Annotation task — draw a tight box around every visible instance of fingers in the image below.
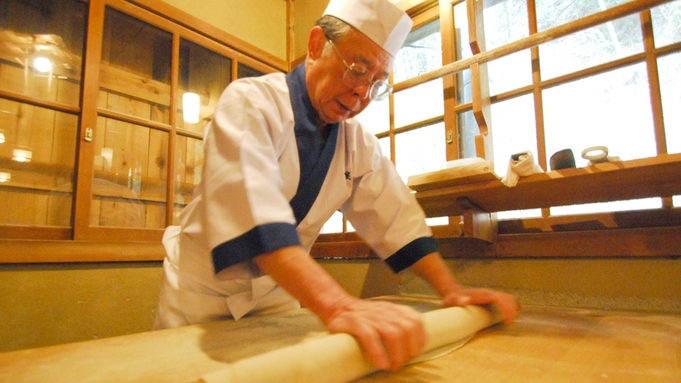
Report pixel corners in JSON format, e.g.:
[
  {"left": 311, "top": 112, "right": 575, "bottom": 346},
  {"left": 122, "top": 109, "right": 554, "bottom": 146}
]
[
  {"left": 325, "top": 300, "right": 426, "bottom": 371},
  {"left": 443, "top": 288, "right": 520, "bottom": 324},
  {"left": 380, "top": 304, "right": 426, "bottom": 370}
]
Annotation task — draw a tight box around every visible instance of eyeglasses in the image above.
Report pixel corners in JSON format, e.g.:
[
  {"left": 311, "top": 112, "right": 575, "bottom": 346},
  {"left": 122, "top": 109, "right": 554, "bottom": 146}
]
[{"left": 326, "top": 38, "right": 393, "bottom": 101}]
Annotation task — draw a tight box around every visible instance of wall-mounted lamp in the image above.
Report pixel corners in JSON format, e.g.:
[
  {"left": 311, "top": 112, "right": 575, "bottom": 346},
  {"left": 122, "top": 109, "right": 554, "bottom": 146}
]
[
  {"left": 0, "top": 172, "right": 10, "bottom": 182},
  {"left": 101, "top": 147, "right": 113, "bottom": 171},
  {"left": 12, "top": 147, "right": 33, "bottom": 163},
  {"left": 0, "top": 130, "right": 5, "bottom": 144},
  {"left": 182, "top": 92, "right": 200, "bottom": 124},
  {"left": 33, "top": 56, "right": 53, "bottom": 73}
]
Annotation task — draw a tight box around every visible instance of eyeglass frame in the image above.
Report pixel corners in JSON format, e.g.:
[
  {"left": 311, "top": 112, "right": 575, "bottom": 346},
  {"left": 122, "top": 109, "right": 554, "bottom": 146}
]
[{"left": 325, "top": 37, "right": 393, "bottom": 101}]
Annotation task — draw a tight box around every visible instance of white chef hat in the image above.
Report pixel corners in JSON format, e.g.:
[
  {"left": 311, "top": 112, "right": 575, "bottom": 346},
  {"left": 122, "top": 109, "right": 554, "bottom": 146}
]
[{"left": 323, "top": 0, "right": 413, "bottom": 58}]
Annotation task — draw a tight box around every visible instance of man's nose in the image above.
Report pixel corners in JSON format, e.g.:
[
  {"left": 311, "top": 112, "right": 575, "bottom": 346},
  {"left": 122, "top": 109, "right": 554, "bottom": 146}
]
[{"left": 352, "top": 82, "right": 372, "bottom": 100}]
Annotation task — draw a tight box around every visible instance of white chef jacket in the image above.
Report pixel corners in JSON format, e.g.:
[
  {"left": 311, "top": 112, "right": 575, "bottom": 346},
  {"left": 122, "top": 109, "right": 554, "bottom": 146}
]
[{"left": 154, "top": 64, "right": 437, "bottom": 329}]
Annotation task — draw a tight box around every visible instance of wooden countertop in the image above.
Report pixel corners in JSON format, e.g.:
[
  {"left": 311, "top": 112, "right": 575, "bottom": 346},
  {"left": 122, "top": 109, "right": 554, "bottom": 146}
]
[{"left": 1, "top": 299, "right": 679, "bottom": 382}]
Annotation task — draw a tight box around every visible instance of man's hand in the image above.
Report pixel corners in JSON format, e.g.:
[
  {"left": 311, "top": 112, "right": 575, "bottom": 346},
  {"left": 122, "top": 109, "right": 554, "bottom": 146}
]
[
  {"left": 323, "top": 298, "right": 427, "bottom": 371},
  {"left": 409, "top": 252, "right": 520, "bottom": 324},
  {"left": 254, "top": 247, "right": 427, "bottom": 371},
  {"left": 442, "top": 287, "right": 519, "bottom": 324}
]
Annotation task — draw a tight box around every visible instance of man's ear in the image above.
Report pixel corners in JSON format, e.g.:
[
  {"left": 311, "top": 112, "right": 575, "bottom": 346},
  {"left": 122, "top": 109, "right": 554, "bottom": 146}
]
[{"left": 308, "top": 26, "right": 327, "bottom": 61}]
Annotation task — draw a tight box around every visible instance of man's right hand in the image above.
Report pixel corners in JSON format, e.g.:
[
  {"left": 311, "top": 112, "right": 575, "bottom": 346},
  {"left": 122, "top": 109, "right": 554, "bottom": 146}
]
[{"left": 323, "top": 297, "right": 427, "bottom": 371}]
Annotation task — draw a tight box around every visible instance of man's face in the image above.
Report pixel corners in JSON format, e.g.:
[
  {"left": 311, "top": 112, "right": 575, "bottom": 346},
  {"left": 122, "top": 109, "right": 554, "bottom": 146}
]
[{"left": 306, "top": 27, "right": 394, "bottom": 125}]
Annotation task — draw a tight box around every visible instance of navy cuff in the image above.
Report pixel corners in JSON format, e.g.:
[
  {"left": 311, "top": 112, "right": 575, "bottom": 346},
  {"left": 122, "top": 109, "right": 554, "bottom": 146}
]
[
  {"left": 212, "top": 222, "right": 301, "bottom": 274},
  {"left": 384, "top": 237, "right": 439, "bottom": 273}
]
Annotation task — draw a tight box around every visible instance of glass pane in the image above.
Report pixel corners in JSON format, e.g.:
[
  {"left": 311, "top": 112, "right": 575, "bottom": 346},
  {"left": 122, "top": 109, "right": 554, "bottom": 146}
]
[
  {"left": 488, "top": 50, "right": 533, "bottom": 96},
  {"left": 355, "top": 97, "right": 389, "bottom": 135},
  {"left": 457, "top": 110, "right": 478, "bottom": 159},
  {"left": 483, "top": 0, "right": 532, "bottom": 95},
  {"left": 394, "top": 19, "right": 441, "bottom": 83},
  {"left": 0, "top": 0, "right": 86, "bottom": 107},
  {"left": 543, "top": 63, "right": 656, "bottom": 168},
  {"left": 454, "top": 1, "right": 473, "bottom": 104},
  {"left": 489, "top": 94, "right": 541, "bottom": 220},
  {"left": 536, "top": 0, "right": 632, "bottom": 31},
  {"left": 652, "top": 1, "right": 681, "bottom": 48},
  {"left": 320, "top": 210, "right": 343, "bottom": 234},
  {"left": 99, "top": 8, "right": 172, "bottom": 124},
  {"left": 178, "top": 39, "right": 232, "bottom": 134},
  {"left": 484, "top": 0, "right": 530, "bottom": 50},
  {"left": 659, "top": 53, "right": 681, "bottom": 154},
  {"left": 173, "top": 134, "right": 204, "bottom": 225},
  {"left": 237, "top": 63, "right": 264, "bottom": 79},
  {"left": 378, "top": 136, "right": 391, "bottom": 161},
  {"left": 539, "top": 14, "right": 643, "bottom": 80},
  {"left": 498, "top": 208, "right": 542, "bottom": 219},
  {"left": 0, "top": 99, "right": 77, "bottom": 226},
  {"left": 490, "top": 95, "right": 538, "bottom": 176},
  {"left": 425, "top": 217, "right": 449, "bottom": 226},
  {"left": 393, "top": 80, "right": 444, "bottom": 127},
  {"left": 457, "top": 68, "right": 473, "bottom": 105},
  {"left": 394, "top": 19, "right": 443, "bottom": 128},
  {"left": 91, "top": 117, "right": 168, "bottom": 229},
  {"left": 551, "top": 197, "right": 661, "bottom": 215},
  {"left": 395, "top": 122, "right": 446, "bottom": 183}
]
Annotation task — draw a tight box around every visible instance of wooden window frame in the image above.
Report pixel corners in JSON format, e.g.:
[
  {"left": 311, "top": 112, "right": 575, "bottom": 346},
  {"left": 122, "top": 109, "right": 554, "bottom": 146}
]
[
  {"left": 0, "top": 0, "right": 285, "bottom": 262},
  {"left": 311, "top": 0, "right": 681, "bottom": 260}
]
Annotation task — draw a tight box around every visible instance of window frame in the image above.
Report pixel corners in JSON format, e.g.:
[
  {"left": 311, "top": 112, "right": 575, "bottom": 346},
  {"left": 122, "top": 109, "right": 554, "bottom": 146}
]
[
  {"left": 312, "top": 0, "right": 681, "bottom": 259},
  {"left": 0, "top": 0, "right": 285, "bottom": 261}
]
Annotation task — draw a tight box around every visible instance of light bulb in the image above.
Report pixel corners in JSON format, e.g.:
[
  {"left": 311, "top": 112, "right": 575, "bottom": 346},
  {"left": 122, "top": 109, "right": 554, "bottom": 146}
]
[
  {"left": 33, "top": 57, "right": 52, "bottom": 73},
  {"left": 12, "top": 147, "right": 33, "bottom": 163},
  {"left": 182, "top": 92, "right": 200, "bottom": 124}
]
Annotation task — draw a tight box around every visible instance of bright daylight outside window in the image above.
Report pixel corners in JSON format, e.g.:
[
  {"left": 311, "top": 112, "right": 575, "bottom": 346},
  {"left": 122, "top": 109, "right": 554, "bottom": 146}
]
[
  {"left": 321, "top": 0, "right": 681, "bottom": 233},
  {"left": 482, "top": 0, "right": 681, "bottom": 218}
]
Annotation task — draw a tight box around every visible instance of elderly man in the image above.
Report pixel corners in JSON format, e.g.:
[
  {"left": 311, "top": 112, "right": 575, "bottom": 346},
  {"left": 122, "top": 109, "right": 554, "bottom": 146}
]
[{"left": 154, "top": 0, "right": 518, "bottom": 371}]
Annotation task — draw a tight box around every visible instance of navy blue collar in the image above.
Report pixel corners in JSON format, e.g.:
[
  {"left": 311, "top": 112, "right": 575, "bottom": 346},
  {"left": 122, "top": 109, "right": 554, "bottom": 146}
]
[{"left": 286, "top": 64, "right": 339, "bottom": 224}]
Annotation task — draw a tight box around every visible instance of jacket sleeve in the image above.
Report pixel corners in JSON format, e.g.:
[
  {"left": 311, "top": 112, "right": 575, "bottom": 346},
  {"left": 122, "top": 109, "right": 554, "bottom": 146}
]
[
  {"left": 198, "top": 76, "right": 302, "bottom": 273},
  {"left": 340, "top": 124, "right": 438, "bottom": 273}
]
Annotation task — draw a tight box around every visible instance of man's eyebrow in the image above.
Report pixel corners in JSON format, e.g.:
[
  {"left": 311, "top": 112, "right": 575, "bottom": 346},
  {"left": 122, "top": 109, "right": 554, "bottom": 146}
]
[{"left": 354, "top": 55, "right": 391, "bottom": 79}]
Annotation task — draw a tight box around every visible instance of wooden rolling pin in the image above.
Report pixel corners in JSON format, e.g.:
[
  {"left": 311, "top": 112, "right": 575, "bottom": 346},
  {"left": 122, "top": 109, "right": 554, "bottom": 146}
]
[{"left": 199, "top": 305, "right": 502, "bottom": 383}]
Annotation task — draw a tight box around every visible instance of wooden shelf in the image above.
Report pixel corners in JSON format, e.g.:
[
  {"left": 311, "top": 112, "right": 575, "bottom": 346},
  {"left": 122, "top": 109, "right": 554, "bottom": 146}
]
[{"left": 410, "top": 153, "right": 681, "bottom": 218}]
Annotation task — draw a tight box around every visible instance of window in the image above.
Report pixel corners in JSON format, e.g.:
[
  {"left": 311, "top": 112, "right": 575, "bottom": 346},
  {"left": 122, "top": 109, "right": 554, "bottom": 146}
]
[
  {"left": 0, "top": 0, "right": 86, "bottom": 237},
  {"left": 324, "top": 0, "right": 681, "bottom": 237},
  {"left": 446, "top": 0, "right": 681, "bottom": 219},
  {"left": 0, "top": 0, "right": 281, "bottom": 243}
]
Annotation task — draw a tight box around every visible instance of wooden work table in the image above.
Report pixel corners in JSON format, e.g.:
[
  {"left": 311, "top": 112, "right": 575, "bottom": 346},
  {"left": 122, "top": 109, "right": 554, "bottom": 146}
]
[{"left": 1, "top": 297, "right": 679, "bottom": 382}]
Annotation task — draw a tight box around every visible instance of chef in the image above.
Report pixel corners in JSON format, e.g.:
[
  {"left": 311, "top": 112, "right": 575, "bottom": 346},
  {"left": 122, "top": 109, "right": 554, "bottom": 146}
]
[{"left": 154, "top": 0, "right": 518, "bottom": 371}]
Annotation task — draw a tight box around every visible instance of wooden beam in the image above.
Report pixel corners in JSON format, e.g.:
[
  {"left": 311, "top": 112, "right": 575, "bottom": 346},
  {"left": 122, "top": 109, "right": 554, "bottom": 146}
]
[
  {"left": 0, "top": 240, "right": 164, "bottom": 263},
  {"left": 459, "top": 197, "right": 497, "bottom": 242}
]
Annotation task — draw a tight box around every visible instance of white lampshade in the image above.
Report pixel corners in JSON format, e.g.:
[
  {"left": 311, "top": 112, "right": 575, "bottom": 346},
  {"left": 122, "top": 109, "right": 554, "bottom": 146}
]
[
  {"left": 0, "top": 130, "right": 5, "bottom": 144},
  {"left": 182, "top": 92, "right": 200, "bottom": 124},
  {"left": 33, "top": 57, "right": 53, "bottom": 73},
  {"left": 0, "top": 172, "right": 10, "bottom": 182},
  {"left": 101, "top": 147, "right": 113, "bottom": 170},
  {"left": 12, "top": 147, "right": 33, "bottom": 163}
]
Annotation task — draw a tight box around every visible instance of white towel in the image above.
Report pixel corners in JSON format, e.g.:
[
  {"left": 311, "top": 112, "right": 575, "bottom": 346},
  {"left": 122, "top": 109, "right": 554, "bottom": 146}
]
[{"left": 501, "top": 151, "right": 544, "bottom": 187}]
